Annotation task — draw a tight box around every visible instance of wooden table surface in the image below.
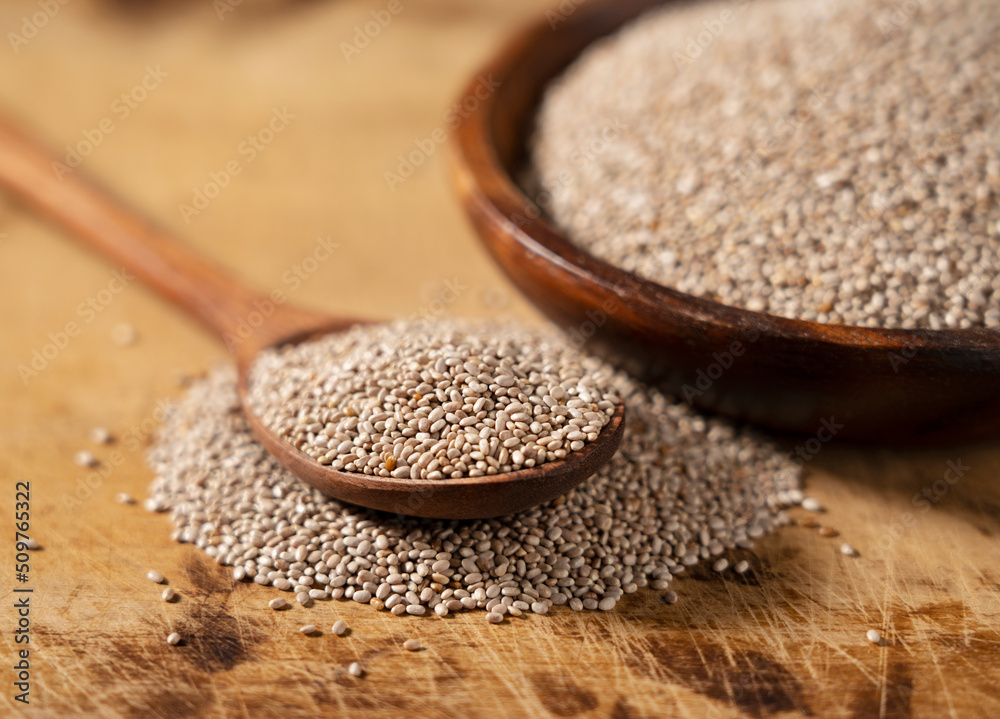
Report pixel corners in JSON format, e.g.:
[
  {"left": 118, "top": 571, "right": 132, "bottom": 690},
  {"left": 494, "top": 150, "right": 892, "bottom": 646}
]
[{"left": 1, "top": 1, "right": 998, "bottom": 717}]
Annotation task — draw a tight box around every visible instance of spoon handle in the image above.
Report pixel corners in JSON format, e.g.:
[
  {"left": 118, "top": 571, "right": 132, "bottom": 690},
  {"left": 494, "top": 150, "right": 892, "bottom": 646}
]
[{"left": 0, "top": 114, "right": 331, "bottom": 360}]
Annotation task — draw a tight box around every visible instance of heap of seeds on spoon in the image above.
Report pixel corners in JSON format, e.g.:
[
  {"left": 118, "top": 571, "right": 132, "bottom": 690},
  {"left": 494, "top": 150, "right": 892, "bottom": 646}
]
[
  {"left": 246, "top": 320, "right": 618, "bottom": 478},
  {"left": 147, "top": 318, "right": 802, "bottom": 620},
  {"left": 530, "top": 0, "right": 1000, "bottom": 329}
]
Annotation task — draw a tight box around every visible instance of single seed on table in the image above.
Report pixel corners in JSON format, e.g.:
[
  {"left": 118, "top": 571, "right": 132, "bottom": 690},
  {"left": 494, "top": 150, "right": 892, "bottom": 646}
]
[
  {"left": 115, "top": 493, "right": 135, "bottom": 505},
  {"left": 332, "top": 620, "right": 347, "bottom": 636},
  {"left": 801, "top": 497, "right": 824, "bottom": 513},
  {"left": 840, "top": 543, "right": 859, "bottom": 557},
  {"left": 166, "top": 633, "right": 181, "bottom": 646},
  {"left": 348, "top": 662, "right": 364, "bottom": 678},
  {"left": 111, "top": 323, "right": 138, "bottom": 346},
  {"left": 819, "top": 526, "right": 839, "bottom": 538},
  {"left": 485, "top": 612, "right": 503, "bottom": 624},
  {"left": 734, "top": 560, "right": 750, "bottom": 574},
  {"left": 299, "top": 625, "right": 317, "bottom": 635},
  {"left": 712, "top": 558, "right": 729, "bottom": 573},
  {"left": 403, "top": 639, "right": 421, "bottom": 651},
  {"left": 146, "top": 570, "right": 165, "bottom": 584},
  {"left": 662, "top": 591, "right": 679, "bottom": 605},
  {"left": 269, "top": 598, "right": 286, "bottom": 610},
  {"left": 867, "top": 629, "right": 882, "bottom": 645},
  {"left": 74, "top": 450, "right": 99, "bottom": 468},
  {"left": 232, "top": 567, "right": 246, "bottom": 581},
  {"left": 296, "top": 592, "right": 310, "bottom": 605},
  {"left": 89, "top": 427, "right": 113, "bottom": 445},
  {"left": 24, "top": 538, "right": 39, "bottom": 550},
  {"left": 161, "top": 587, "right": 176, "bottom": 602}
]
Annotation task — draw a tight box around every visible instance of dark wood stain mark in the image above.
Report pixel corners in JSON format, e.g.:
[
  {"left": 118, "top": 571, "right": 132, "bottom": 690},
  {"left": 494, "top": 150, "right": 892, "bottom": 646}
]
[
  {"left": 178, "top": 553, "right": 267, "bottom": 673},
  {"left": 340, "top": 693, "right": 413, "bottom": 711},
  {"left": 629, "top": 635, "right": 811, "bottom": 717},
  {"left": 849, "top": 662, "right": 913, "bottom": 719},
  {"left": 184, "top": 552, "right": 232, "bottom": 596},
  {"left": 680, "top": 550, "right": 762, "bottom": 587},
  {"left": 122, "top": 687, "right": 211, "bottom": 719},
  {"left": 35, "top": 622, "right": 218, "bottom": 718},
  {"left": 529, "top": 672, "right": 599, "bottom": 716},
  {"left": 610, "top": 697, "right": 647, "bottom": 719}
]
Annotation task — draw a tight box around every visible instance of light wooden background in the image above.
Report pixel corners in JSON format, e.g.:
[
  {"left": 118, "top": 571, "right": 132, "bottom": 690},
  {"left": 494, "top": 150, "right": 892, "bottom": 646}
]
[{"left": 1, "top": 1, "right": 998, "bottom": 717}]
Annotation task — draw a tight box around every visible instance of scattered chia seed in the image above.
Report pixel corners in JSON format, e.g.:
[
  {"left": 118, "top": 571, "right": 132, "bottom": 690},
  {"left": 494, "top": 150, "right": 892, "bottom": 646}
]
[{"left": 801, "top": 498, "right": 824, "bottom": 513}]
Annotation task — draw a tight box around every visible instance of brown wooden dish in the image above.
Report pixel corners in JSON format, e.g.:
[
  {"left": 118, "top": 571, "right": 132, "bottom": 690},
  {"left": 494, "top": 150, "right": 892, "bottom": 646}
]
[{"left": 449, "top": 0, "right": 1000, "bottom": 444}]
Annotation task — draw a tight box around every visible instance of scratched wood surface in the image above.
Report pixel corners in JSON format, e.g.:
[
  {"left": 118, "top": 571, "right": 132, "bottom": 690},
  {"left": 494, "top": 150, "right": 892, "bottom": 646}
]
[{"left": 1, "top": 1, "right": 999, "bottom": 717}]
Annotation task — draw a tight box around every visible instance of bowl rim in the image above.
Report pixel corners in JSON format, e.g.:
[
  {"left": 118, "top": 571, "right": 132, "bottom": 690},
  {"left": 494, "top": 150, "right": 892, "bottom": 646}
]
[{"left": 450, "top": 0, "right": 1000, "bottom": 355}]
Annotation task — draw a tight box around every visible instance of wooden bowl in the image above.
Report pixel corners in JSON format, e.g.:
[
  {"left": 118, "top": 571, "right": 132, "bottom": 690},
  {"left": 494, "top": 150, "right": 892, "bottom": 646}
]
[{"left": 449, "top": 0, "right": 1000, "bottom": 444}]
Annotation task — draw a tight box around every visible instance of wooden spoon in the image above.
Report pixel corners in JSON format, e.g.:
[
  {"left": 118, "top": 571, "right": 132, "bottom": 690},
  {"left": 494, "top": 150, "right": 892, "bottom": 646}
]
[{"left": 0, "top": 116, "right": 625, "bottom": 519}]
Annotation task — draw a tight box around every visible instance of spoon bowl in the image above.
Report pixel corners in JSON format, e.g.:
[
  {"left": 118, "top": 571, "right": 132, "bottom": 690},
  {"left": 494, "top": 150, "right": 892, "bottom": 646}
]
[
  {"left": 0, "top": 115, "right": 625, "bottom": 519},
  {"left": 449, "top": 0, "right": 1000, "bottom": 444}
]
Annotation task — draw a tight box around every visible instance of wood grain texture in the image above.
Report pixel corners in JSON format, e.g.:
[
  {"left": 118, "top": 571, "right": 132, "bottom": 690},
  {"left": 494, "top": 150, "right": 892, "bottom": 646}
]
[{"left": 1, "top": 1, "right": 998, "bottom": 717}]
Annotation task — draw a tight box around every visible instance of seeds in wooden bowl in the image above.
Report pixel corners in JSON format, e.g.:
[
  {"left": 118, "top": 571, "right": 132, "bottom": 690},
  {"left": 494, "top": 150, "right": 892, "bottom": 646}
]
[
  {"left": 148, "top": 348, "right": 801, "bottom": 617},
  {"left": 530, "top": 0, "right": 1000, "bottom": 329},
  {"left": 246, "top": 319, "right": 618, "bottom": 479}
]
